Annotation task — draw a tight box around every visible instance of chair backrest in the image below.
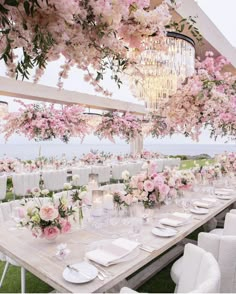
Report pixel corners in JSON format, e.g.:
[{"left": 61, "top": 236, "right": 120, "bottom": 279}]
[
  {"left": 71, "top": 167, "right": 91, "bottom": 186},
  {"left": 42, "top": 170, "right": 67, "bottom": 191},
  {"left": 223, "top": 213, "right": 236, "bottom": 236},
  {"left": 91, "top": 166, "right": 111, "bottom": 183},
  {"left": 198, "top": 232, "right": 236, "bottom": 293},
  {"left": 0, "top": 175, "right": 7, "bottom": 200},
  {"left": 12, "top": 172, "right": 40, "bottom": 196},
  {"left": 177, "top": 243, "right": 220, "bottom": 293}
]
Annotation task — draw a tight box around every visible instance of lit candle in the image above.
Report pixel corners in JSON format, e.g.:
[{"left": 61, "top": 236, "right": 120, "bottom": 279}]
[
  {"left": 91, "top": 190, "right": 103, "bottom": 216},
  {"left": 103, "top": 192, "right": 113, "bottom": 210}
]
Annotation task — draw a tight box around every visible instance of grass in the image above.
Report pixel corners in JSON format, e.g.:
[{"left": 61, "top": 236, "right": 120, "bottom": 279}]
[
  {"left": 180, "top": 159, "right": 215, "bottom": 170},
  {"left": 0, "top": 160, "right": 210, "bottom": 293}
]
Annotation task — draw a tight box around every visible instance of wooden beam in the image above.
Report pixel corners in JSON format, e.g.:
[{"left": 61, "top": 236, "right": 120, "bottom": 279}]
[{"left": 0, "top": 76, "right": 147, "bottom": 115}]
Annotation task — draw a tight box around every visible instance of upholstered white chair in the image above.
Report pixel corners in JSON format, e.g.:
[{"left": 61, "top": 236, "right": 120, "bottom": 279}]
[
  {"left": 12, "top": 172, "right": 40, "bottom": 197},
  {"left": 210, "top": 211, "right": 236, "bottom": 236},
  {"left": 111, "top": 164, "right": 128, "bottom": 181},
  {"left": 121, "top": 244, "right": 220, "bottom": 294},
  {"left": 71, "top": 166, "right": 91, "bottom": 186},
  {"left": 171, "top": 232, "right": 236, "bottom": 293},
  {"left": 42, "top": 169, "right": 67, "bottom": 191},
  {"left": 0, "top": 201, "right": 25, "bottom": 293},
  {"left": 0, "top": 176, "right": 7, "bottom": 201}
]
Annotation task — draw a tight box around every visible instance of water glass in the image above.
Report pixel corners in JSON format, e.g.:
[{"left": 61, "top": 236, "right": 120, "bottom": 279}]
[{"left": 131, "top": 217, "right": 142, "bottom": 241}]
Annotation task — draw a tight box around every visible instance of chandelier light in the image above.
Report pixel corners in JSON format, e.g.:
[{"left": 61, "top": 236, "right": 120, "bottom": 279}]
[
  {"left": 128, "top": 32, "right": 195, "bottom": 110},
  {"left": 0, "top": 101, "right": 8, "bottom": 118}
]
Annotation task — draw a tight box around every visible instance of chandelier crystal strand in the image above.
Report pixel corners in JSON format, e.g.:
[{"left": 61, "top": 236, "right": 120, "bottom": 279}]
[{"left": 128, "top": 32, "right": 195, "bottom": 110}]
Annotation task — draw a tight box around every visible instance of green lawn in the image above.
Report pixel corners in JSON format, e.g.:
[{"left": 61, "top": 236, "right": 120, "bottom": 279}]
[{"left": 180, "top": 159, "right": 215, "bottom": 170}]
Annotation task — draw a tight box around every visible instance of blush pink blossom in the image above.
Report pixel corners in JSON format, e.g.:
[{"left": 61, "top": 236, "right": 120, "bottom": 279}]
[
  {"left": 39, "top": 205, "right": 59, "bottom": 221},
  {"left": 43, "top": 226, "right": 60, "bottom": 240},
  {"left": 143, "top": 180, "right": 154, "bottom": 192},
  {"left": 60, "top": 219, "right": 71, "bottom": 234}
]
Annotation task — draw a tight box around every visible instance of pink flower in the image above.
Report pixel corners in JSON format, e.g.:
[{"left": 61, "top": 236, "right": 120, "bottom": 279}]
[
  {"left": 39, "top": 205, "right": 59, "bottom": 221},
  {"left": 137, "top": 181, "right": 144, "bottom": 190},
  {"left": 153, "top": 174, "right": 164, "bottom": 187},
  {"left": 159, "top": 184, "right": 170, "bottom": 197},
  {"left": 143, "top": 180, "right": 154, "bottom": 192},
  {"left": 60, "top": 219, "right": 71, "bottom": 234},
  {"left": 43, "top": 226, "right": 60, "bottom": 240}
]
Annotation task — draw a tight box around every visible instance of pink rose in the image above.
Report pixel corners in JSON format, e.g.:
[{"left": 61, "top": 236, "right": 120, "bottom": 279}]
[
  {"left": 60, "top": 219, "right": 71, "bottom": 234},
  {"left": 153, "top": 174, "right": 164, "bottom": 187},
  {"left": 43, "top": 226, "right": 60, "bottom": 240},
  {"left": 143, "top": 180, "right": 154, "bottom": 192},
  {"left": 137, "top": 181, "right": 144, "bottom": 190},
  {"left": 39, "top": 205, "right": 59, "bottom": 221},
  {"left": 159, "top": 184, "right": 170, "bottom": 197}
]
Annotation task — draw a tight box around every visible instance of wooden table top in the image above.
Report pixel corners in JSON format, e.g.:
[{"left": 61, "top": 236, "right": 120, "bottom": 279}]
[{"left": 0, "top": 194, "right": 235, "bottom": 293}]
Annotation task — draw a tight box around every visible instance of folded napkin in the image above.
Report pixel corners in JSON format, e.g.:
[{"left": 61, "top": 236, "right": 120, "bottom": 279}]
[
  {"left": 194, "top": 200, "right": 213, "bottom": 208},
  {"left": 160, "top": 212, "right": 192, "bottom": 227},
  {"left": 202, "top": 197, "right": 217, "bottom": 203},
  {"left": 85, "top": 238, "right": 140, "bottom": 267}
]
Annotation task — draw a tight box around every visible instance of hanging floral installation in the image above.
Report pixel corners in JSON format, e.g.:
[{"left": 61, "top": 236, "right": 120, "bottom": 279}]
[
  {"left": 94, "top": 111, "right": 142, "bottom": 143},
  {"left": 159, "top": 52, "right": 236, "bottom": 141},
  {"left": 0, "top": 0, "right": 178, "bottom": 95},
  {"left": 2, "top": 100, "right": 89, "bottom": 143}
]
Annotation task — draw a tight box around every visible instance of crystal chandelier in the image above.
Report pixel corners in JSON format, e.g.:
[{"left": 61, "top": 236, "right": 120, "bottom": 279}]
[
  {"left": 0, "top": 100, "right": 8, "bottom": 117},
  {"left": 128, "top": 32, "right": 195, "bottom": 110}
]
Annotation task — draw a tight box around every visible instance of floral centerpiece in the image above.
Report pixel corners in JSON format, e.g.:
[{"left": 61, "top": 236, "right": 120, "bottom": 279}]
[
  {"left": 0, "top": 157, "right": 19, "bottom": 173},
  {"left": 129, "top": 173, "right": 171, "bottom": 208},
  {"left": 20, "top": 196, "right": 76, "bottom": 240}
]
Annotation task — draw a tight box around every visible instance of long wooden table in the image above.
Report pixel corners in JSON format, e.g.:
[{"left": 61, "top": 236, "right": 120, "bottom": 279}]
[{"left": 0, "top": 194, "right": 235, "bottom": 293}]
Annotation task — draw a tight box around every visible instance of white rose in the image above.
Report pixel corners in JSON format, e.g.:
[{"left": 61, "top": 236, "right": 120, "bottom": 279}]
[
  {"left": 122, "top": 170, "right": 130, "bottom": 181},
  {"left": 80, "top": 191, "right": 87, "bottom": 199},
  {"left": 41, "top": 189, "right": 49, "bottom": 195},
  {"left": 63, "top": 183, "right": 72, "bottom": 190}
]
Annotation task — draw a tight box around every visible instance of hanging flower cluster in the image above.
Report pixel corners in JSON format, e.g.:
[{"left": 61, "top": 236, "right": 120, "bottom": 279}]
[
  {"left": 2, "top": 100, "right": 88, "bottom": 143},
  {"left": 94, "top": 111, "right": 142, "bottom": 143},
  {"left": 161, "top": 52, "right": 236, "bottom": 141},
  {"left": 0, "top": 0, "right": 173, "bottom": 94}
]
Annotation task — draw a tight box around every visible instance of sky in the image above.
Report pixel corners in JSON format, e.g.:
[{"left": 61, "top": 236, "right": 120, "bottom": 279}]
[{"left": 0, "top": 0, "right": 236, "bottom": 146}]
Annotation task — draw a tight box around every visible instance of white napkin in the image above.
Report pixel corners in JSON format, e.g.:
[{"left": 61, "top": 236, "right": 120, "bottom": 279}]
[
  {"left": 202, "top": 197, "right": 217, "bottom": 203},
  {"left": 160, "top": 212, "right": 192, "bottom": 227},
  {"left": 194, "top": 200, "right": 213, "bottom": 208},
  {"left": 85, "top": 238, "right": 140, "bottom": 267}
]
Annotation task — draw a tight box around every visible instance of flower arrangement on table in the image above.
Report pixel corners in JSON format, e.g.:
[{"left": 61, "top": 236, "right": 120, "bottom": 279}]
[
  {"left": 20, "top": 196, "right": 76, "bottom": 240},
  {"left": 176, "top": 170, "right": 195, "bottom": 191},
  {"left": 0, "top": 157, "right": 19, "bottom": 173},
  {"left": 26, "top": 187, "right": 50, "bottom": 197},
  {"left": 80, "top": 151, "right": 105, "bottom": 165},
  {"left": 129, "top": 172, "right": 172, "bottom": 208}
]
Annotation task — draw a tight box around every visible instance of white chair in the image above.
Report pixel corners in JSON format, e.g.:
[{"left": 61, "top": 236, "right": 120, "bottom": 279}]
[
  {"left": 210, "top": 211, "right": 236, "bottom": 236},
  {"left": 171, "top": 232, "right": 236, "bottom": 293},
  {"left": 171, "top": 243, "right": 220, "bottom": 293},
  {"left": 91, "top": 166, "right": 110, "bottom": 183},
  {"left": 0, "top": 201, "right": 25, "bottom": 293},
  {"left": 42, "top": 170, "right": 67, "bottom": 191},
  {"left": 0, "top": 176, "right": 7, "bottom": 201},
  {"left": 121, "top": 244, "right": 220, "bottom": 294},
  {"left": 111, "top": 164, "right": 127, "bottom": 181},
  {"left": 12, "top": 172, "right": 40, "bottom": 196},
  {"left": 71, "top": 167, "right": 91, "bottom": 186}
]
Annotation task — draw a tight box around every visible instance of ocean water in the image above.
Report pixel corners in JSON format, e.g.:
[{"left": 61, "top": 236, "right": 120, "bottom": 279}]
[{"left": 0, "top": 143, "right": 236, "bottom": 160}]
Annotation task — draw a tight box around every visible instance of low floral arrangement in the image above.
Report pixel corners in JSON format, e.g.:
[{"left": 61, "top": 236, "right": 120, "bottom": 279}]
[
  {"left": 176, "top": 170, "right": 195, "bottom": 190},
  {"left": 217, "top": 152, "right": 236, "bottom": 174},
  {"left": 0, "top": 157, "right": 19, "bottom": 173},
  {"left": 26, "top": 187, "right": 50, "bottom": 197},
  {"left": 20, "top": 196, "right": 76, "bottom": 240},
  {"left": 80, "top": 152, "right": 104, "bottom": 165}
]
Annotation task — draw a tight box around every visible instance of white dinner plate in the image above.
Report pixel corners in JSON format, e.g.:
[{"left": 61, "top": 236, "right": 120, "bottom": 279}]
[
  {"left": 86, "top": 239, "right": 140, "bottom": 265},
  {"left": 63, "top": 262, "right": 98, "bottom": 284},
  {"left": 152, "top": 227, "right": 177, "bottom": 238},
  {"left": 190, "top": 208, "right": 209, "bottom": 215}
]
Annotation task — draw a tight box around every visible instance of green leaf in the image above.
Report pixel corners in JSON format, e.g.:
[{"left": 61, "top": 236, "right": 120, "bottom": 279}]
[
  {"left": 4, "top": 0, "right": 18, "bottom": 6},
  {"left": 23, "top": 1, "right": 30, "bottom": 15}
]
